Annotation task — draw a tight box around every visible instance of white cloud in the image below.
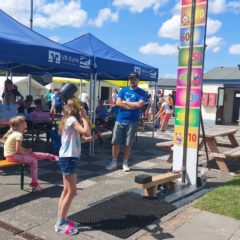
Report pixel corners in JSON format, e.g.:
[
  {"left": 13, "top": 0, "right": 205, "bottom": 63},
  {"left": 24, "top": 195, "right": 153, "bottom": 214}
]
[
  {"left": 209, "top": 0, "right": 226, "bottom": 14},
  {"left": 227, "top": 1, "right": 240, "bottom": 13},
  {"left": 49, "top": 36, "right": 60, "bottom": 42},
  {"left": 158, "top": 15, "right": 222, "bottom": 40},
  {"left": 113, "top": 0, "right": 167, "bottom": 13},
  {"left": 172, "top": 2, "right": 181, "bottom": 15},
  {"left": 206, "top": 36, "right": 223, "bottom": 53},
  {"left": 158, "top": 15, "right": 180, "bottom": 40},
  {"left": 207, "top": 18, "right": 222, "bottom": 35},
  {"left": 35, "top": 1, "right": 87, "bottom": 28},
  {"left": 89, "top": 8, "right": 118, "bottom": 27},
  {"left": 139, "top": 43, "right": 178, "bottom": 56},
  {"left": 0, "top": 0, "right": 88, "bottom": 28},
  {"left": 229, "top": 44, "right": 240, "bottom": 55}
]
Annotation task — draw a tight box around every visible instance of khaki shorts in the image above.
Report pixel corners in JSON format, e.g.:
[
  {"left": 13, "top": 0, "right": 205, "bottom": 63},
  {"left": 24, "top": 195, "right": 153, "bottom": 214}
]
[{"left": 112, "top": 122, "right": 138, "bottom": 147}]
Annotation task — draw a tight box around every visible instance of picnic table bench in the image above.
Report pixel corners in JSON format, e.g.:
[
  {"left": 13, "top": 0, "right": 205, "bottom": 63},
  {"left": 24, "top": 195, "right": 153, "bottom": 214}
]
[
  {"left": 156, "top": 141, "right": 174, "bottom": 163},
  {"left": 156, "top": 126, "right": 240, "bottom": 173},
  {"left": 0, "top": 160, "right": 24, "bottom": 189}
]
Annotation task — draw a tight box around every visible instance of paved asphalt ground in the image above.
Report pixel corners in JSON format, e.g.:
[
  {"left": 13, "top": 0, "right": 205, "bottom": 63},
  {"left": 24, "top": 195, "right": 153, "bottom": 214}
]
[{"left": 0, "top": 123, "right": 240, "bottom": 240}]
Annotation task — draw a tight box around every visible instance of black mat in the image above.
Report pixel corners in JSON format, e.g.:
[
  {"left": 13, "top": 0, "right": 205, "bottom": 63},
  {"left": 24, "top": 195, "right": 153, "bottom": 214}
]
[{"left": 68, "top": 192, "right": 176, "bottom": 239}]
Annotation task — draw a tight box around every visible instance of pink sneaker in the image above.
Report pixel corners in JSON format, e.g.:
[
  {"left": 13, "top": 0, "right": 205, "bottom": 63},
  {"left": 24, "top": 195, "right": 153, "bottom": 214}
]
[
  {"left": 50, "top": 155, "right": 59, "bottom": 161},
  {"left": 30, "top": 182, "right": 42, "bottom": 192}
]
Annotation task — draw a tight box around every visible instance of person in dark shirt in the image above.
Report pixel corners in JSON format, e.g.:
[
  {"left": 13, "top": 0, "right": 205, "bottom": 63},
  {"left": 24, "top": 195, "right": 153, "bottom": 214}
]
[
  {"left": 95, "top": 99, "right": 108, "bottom": 126},
  {"left": 18, "top": 95, "right": 34, "bottom": 115},
  {"left": 2, "top": 79, "right": 23, "bottom": 103}
]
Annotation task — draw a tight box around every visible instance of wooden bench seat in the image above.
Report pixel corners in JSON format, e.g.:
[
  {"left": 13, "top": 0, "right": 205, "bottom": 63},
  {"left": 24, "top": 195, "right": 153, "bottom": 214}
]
[
  {"left": 156, "top": 141, "right": 174, "bottom": 163},
  {"left": 198, "top": 150, "right": 226, "bottom": 159},
  {"left": 156, "top": 141, "right": 174, "bottom": 149},
  {"left": 135, "top": 172, "right": 181, "bottom": 197},
  {"left": 0, "top": 160, "right": 24, "bottom": 190},
  {"left": 224, "top": 146, "right": 240, "bottom": 158}
]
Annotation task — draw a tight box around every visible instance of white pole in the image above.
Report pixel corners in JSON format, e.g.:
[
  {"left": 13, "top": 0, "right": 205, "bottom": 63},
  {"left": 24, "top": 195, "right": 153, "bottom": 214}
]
[
  {"left": 152, "top": 81, "right": 157, "bottom": 142},
  {"left": 89, "top": 73, "right": 93, "bottom": 155},
  {"left": 91, "top": 73, "right": 97, "bottom": 155},
  {"left": 28, "top": 0, "right": 33, "bottom": 95},
  {"left": 80, "top": 78, "right": 83, "bottom": 95}
]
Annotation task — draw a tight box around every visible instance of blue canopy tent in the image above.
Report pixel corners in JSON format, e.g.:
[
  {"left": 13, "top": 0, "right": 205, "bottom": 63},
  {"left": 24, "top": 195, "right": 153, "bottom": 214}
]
[
  {"left": 0, "top": 10, "right": 92, "bottom": 78},
  {"left": 65, "top": 33, "right": 158, "bottom": 154},
  {"left": 64, "top": 33, "right": 158, "bottom": 81}
]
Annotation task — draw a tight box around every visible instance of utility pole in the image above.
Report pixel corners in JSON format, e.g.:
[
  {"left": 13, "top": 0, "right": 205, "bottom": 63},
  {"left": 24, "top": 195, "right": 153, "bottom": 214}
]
[{"left": 28, "top": 0, "right": 33, "bottom": 95}]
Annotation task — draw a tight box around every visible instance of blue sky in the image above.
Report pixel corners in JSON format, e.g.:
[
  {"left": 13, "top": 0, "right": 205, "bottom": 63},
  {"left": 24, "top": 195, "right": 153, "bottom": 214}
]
[{"left": 1, "top": 0, "right": 240, "bottom": 78}]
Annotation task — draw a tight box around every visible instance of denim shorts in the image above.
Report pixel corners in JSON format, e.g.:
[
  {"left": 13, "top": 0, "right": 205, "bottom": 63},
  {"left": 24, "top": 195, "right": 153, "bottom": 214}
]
[
  {"left": 112, "top": 122, "right": 138, "bottom": 147},
  {"left": 58, "top": 157, "right": 78, "bottom": 176}
]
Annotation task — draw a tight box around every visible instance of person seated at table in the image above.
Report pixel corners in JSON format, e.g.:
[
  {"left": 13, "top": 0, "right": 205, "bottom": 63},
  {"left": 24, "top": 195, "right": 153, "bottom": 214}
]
[
  {"left": 18, "top": 95, "right": 34, "bottom": 116},
  {"left": 33, "top": 99, "right": 44, "bottom": 112},
  {"left": 0, "top": 92, "right": 18, "bottom": 122},
  {"left": 31, "top": 99, "right": 51, "bottom": 142},
  {"left": 2, "top": 79, "right": 23, "bottom": 103},
  {"left": 0, "top": 92, "right": 18, "bottom": 135},
  {"left": 95, "top": 99, "right": 108, "bottom": 126}
]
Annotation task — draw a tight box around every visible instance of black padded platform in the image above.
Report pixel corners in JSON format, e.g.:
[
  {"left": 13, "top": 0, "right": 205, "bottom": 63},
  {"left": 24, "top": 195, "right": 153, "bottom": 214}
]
[{"left": 68, "top": 192, "right": 176, "bottom": 239}]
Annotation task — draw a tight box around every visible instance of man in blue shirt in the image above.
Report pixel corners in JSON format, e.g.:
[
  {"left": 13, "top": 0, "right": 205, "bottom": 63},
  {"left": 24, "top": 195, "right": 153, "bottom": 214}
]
[{"left": 106, "top": 72, "right": 147, "bottom": 171}]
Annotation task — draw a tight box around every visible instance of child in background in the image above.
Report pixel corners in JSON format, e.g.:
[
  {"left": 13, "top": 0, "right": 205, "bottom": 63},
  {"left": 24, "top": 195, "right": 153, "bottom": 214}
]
[
  {"left": 154, "top": 98, "right": 164, "bottom": 130},
  {"left": 55, "top": 99, "right": 90, "bottom": 235},
  {"left": 3, "top": 116, "right": 58, "bottom": 191}
]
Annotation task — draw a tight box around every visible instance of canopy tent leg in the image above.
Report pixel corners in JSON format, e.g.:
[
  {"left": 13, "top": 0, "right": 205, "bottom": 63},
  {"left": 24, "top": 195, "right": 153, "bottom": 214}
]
[
  {"left": 28, "top": 74, "right": 32, "bottom": 95},
  {"left": 89, "top": 73, "right": 93, "bottom": 156},
  {"left": 28, "top": 0, "right": 33, "bottom": 96},
  {"left": 152, "top": 81, "right": 157, "bottom": 142},
  {"left": 98, "top": 79, "right": 101, "bottom": 101},
  {"left": 91, "top": 73, "right": 97, "bottom": 155},
  {"left": 80, "top": 78, "right": 83, "bottom": 95}
]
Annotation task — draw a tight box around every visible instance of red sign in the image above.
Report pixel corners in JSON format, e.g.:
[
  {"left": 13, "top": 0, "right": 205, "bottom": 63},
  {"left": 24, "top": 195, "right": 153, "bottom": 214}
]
[
  {"left": 202, "top": 93, "right": 208, "bottom": 106},
  {"left": 182, "top": 0, "right": 206, "bottom": 5},
  {"left": 208, "top": 93, "right": 217, "bottom": 107}
]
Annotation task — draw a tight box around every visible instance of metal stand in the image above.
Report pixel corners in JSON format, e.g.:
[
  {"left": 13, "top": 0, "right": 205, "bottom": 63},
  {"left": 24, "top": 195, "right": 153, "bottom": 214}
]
[
  {"left": 152, "top": 81, "right": 157, "bottom": 143},
  {"left": 200, "top": 112, "right": 210, "bottom": 170},
  {"left": 20, "top": 164, "right": 25, "bottom": 190},
  {"left": 182, "top": 0, "right": 197, "bottom": 183}
]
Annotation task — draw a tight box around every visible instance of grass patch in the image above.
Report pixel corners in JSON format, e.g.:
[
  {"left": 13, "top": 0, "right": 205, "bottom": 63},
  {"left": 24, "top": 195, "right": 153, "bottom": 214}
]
[{"left": 194, "top": 174, "right": 240, "bottom": 220}]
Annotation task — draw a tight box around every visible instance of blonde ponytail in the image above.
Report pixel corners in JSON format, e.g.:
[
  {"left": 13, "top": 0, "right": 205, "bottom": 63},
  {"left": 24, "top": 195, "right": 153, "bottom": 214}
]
[
  {"left": 2, "top": 128, "right": 14, "bottom": 143},
  {"left": 2, "top": 116, "right": 26, "bottom": 143}
]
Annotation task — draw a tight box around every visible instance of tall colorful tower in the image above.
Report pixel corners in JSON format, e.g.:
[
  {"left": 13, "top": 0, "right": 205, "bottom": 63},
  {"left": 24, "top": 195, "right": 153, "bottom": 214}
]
[{"left": 172, "top": 0, "right": 209, "bottom": 185}]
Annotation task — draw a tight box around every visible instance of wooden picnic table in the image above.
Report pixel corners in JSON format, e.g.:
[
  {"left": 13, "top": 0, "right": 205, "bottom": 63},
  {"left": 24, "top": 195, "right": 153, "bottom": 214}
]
[
  {"left": 199, "top": 127, "right": 239, "bottom": 172},
  {"left": 156, "top": 125, "right": 239, "bottom": 173}
]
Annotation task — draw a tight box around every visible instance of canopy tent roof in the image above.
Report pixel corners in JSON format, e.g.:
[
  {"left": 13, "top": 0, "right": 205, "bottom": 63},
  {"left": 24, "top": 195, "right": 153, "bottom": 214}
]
[
  {"left": 64, "top": 33, "right": 158, "bottom": 81},
  {"left": 0, "top": 10, "right": 92, "bottom": 77}
]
